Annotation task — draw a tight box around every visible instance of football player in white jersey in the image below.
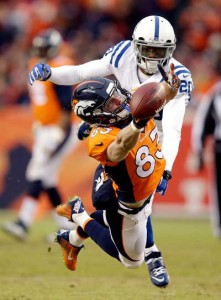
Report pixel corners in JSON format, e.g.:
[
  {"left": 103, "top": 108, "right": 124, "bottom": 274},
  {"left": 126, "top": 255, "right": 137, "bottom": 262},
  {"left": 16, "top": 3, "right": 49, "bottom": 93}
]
[{"left": 29, "top": 15, "right": 194, "bottom": 287}]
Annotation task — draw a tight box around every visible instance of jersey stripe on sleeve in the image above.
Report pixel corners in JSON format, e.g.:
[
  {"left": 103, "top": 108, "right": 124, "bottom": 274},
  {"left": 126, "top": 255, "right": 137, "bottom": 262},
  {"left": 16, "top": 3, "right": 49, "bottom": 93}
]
[
  {"left": 109, "top": 41, "right": 131, "bottom": 68},
  {"left": 174, "top": 65, "right": 191, "bottom": 76}
]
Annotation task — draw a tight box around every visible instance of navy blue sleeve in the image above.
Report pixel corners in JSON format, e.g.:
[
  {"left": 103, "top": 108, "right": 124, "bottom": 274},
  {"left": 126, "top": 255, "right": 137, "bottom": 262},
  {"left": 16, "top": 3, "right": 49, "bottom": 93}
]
[{"left": 54, "top": 84, "right": 73, "bottom": 112}]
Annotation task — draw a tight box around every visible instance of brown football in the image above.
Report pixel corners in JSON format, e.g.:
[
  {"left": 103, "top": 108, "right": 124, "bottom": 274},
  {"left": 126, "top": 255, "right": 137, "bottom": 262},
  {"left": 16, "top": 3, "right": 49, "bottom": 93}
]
[{"left": 130, "top": 82, "right": 167, "bottom": 119}]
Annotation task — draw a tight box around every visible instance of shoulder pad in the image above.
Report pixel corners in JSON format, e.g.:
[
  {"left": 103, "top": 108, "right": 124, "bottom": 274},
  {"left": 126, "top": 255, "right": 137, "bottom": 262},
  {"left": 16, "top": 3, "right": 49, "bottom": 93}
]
[{"left": 103, "top": 40, "right": 132, "bottom": 68}]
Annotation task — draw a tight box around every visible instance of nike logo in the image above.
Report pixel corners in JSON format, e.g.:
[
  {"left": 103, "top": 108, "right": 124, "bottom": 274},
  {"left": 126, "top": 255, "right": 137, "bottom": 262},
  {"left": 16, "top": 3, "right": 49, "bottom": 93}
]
[
  {"left": 151, "top": 276, "right": 164, "bottom": 282},
  {"left": 95, "top": 142, "right": 103, "bottom": 146},
  {"left": 67, "top": 249, "right": 74, "bottom": 261},
  {"left": 183, "top": 74, "right": 190, "bottom": 78}
]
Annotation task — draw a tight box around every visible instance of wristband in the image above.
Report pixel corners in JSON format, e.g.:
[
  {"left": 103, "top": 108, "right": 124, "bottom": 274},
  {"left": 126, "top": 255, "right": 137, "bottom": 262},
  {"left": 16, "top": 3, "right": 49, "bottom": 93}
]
[
  {"left": 163, "top": 170, "right": 172, "bottom": 180},
  {"left": 130, "top": 121, "right": 142, "bottom": 132}
]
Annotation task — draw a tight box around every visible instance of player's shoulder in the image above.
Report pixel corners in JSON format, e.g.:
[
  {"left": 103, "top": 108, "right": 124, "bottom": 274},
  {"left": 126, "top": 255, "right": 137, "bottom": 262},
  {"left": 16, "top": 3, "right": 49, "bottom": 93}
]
[
  {"left": 89, "top": 126, "right": 119, "bottom": 148},
  {"left": 102, "top": 40, "right": 134, "bottom": 68},
  {"left": 170, "top": 58, "right": 194, "bottom": 96},
  {"left": 88, "top": 126, "right": 119, "bottom": 161},
  {"left": 170, "top": 58, "right": 193, "bottom": 81}
]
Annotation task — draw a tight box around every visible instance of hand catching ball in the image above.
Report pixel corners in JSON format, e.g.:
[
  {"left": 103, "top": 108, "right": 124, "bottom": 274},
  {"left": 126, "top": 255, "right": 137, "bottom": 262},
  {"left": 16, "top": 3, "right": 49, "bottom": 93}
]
[{"left": 130, "top": 82, "right": 167, "bottom": 119}]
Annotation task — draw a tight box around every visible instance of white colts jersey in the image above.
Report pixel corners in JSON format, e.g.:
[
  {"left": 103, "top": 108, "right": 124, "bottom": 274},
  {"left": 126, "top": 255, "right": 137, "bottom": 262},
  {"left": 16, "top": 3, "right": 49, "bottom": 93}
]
[
  {"left": 101, "top": 40, "right": 193, "bottom": 104},
  {"left": 101, "top": 40, "right": 194, "bottom": 170},
  {"left": 50, "top": 39, "right": 194, "bottom": 170}
]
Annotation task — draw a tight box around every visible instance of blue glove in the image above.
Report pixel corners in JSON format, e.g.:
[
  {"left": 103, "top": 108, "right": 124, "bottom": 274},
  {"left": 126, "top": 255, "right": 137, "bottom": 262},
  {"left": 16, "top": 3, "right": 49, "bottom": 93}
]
[
  {"left": 156, "top": 170, "right": 172, "bottom": 195},
  {"left": 77, "top": 121, "right": 92, "bottom": 140},
  {"left": 29, "top": 63, "right": 51, "bottom": 85}
]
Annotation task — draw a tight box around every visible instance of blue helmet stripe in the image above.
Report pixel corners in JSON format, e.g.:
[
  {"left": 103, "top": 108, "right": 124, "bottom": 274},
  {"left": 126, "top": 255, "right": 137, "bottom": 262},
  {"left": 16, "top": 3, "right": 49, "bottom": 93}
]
[
  {"left": 154, "top": 16, "right": 160, "bottom": 40},
  {"left": 114, "top": 41, "right": 131, "bottom": 67}
]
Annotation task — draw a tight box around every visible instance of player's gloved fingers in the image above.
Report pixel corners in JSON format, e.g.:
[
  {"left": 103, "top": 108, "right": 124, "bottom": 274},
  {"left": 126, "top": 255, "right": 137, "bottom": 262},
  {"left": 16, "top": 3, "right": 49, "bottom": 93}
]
[
  {"left": 31, "top": 67, "right": 40, "bottom": 81},
  {"left": 35, "top": 67, "right": 41, "bottom": 78},
  {"left": 29, "top": 71, "right": 35, "bottom": 85},
  {"left": 35, "top": 65, "right": 46, "bottom": 80}
]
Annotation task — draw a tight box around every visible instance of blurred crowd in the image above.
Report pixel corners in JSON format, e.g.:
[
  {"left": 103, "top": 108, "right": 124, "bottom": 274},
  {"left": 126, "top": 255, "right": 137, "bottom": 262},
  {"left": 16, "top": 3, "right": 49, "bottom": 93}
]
[{"left": 0, "top": 0, "right": 221, "bottom": 106}]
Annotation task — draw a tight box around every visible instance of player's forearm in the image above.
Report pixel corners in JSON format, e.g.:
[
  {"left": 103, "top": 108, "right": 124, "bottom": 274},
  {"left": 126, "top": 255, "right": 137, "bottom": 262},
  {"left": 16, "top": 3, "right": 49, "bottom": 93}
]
[
  {"left": 49, "top": 66, "right": 82, "bottom": 85},
  {"left": 107, "top": 122, "right": 140, "bottom": 162},
  {"left": 162, "top": 94, "right": 186, "bottom": 170},
  {"left": 50, "top": 60, "right": 111, "bottom": 85},
  {"left": 162, "top": 134, "right": 180, "bottom": 171}
]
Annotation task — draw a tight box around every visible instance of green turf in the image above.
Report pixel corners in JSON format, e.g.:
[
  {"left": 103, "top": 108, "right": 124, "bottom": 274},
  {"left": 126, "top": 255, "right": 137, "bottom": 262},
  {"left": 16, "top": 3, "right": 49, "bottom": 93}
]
[{"left": 0, "top": 210, "right": 221, "bottom": 300}]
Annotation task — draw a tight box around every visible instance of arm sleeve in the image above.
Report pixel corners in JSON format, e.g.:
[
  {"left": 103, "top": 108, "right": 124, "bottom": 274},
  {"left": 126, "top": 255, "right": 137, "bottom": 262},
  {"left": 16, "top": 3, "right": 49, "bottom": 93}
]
[
  {"left": 49, "top": 60, "right": 112, "bottom": 85},
  {"left": 161, "top": 94, "right": 187, "bottom": 171}
]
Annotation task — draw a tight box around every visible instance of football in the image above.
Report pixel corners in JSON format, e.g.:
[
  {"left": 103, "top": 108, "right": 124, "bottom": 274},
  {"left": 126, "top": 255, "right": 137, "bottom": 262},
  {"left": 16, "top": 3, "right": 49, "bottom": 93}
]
[{"left": 130, "top": 82, "right": 167, "bottom": 119}]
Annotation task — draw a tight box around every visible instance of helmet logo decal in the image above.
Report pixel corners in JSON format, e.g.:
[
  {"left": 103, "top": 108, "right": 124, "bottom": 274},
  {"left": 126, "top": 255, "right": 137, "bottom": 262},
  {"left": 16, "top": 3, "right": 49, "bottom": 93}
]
[{"left": 74, "top": 100, "right": 95, "bottom": 116}]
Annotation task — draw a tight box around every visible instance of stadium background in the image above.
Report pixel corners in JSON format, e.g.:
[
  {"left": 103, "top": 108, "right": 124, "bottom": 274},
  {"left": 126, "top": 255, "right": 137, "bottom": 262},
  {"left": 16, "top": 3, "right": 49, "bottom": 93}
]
[{"left": 0, "top": 0, "right": 221, "bottom": 220}]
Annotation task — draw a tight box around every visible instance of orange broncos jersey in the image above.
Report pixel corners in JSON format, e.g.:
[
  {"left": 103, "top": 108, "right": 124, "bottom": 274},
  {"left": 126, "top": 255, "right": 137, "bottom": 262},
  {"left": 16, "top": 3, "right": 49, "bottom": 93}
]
[
  {"left": 28, "top": 56, "right": 74, "bottom": 125},
  {"left": 88, "top": 119, "right": 166, "bottom": 203}
]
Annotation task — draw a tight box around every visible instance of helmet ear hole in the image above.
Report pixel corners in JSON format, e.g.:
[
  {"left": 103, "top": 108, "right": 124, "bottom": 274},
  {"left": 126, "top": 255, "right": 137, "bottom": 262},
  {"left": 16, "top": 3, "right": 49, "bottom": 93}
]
[{"left": 32, "top": 29, "right": 62, "bottom": 59}]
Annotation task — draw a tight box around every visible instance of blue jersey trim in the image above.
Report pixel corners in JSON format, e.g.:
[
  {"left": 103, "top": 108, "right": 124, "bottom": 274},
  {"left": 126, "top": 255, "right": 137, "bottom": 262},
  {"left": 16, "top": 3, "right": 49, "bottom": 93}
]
[
  {"left": 154, "top": 16, "right": 160, "bottom": 40},
  {"left": 114, "top": 41, "right": 131, "bottom": 68},
  {"left": 110, "top": 41, "right": 125, "bottom": 65},
  {"left": 174, "top": 65, "right": 191, "bottom": 76},
  {"left": 174, "top": 65, "right": 184, "bottom": 70},
  {"left": 176, "top": 69, "right": 191, "bottom": 76}
]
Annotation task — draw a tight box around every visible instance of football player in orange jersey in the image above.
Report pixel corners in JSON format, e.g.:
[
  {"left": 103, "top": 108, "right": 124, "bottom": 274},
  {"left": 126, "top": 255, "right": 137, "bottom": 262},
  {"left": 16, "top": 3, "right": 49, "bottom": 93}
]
[
  {"left": 28, "top": 16, "right": 190, "bottom": 287},
  {"left": 2, "top": 29, "right": 77, "bottom": 241},
  {"left": 55, "top": 76, "right": 179, "bottom": 287}
]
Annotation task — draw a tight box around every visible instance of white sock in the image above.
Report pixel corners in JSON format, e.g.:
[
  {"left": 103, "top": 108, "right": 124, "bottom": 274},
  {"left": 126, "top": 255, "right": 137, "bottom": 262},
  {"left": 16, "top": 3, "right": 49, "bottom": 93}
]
[
  {"left": 69, "top": 229, "right": 84, "bottom": 247},
  {"left": 144, "top": 244, "right": 159, "bottom": 257},
  {"left": 72, "top": 210, "right": 91, "bottom": 229},
  {"left": 18, "top": 197, "right": 38, "bottom": 227}
]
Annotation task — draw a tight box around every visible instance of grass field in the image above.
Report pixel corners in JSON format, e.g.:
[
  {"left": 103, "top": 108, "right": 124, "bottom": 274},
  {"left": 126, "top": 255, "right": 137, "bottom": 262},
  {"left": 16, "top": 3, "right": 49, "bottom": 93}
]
[{"left": 0, "top": 210, "right": 221, "bottom": 300}]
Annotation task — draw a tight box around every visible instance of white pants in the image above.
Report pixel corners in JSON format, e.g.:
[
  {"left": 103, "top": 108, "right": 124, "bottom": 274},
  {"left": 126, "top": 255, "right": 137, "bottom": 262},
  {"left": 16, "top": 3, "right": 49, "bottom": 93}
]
[
  {"left": 26, "top": 123, "right": 78, "bottom": 187},
  {"left": 105, "top": 194, "right": 154, "bottom": 268}
]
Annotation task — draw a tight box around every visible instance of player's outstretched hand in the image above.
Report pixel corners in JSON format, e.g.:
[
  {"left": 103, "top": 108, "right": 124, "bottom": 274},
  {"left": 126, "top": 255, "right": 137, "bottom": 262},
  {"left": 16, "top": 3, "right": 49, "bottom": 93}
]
[
  {"left": 29, "top": 63, "right": 51, "bottom": 85},
  {"left": 157, "top": 63, "right": 181, "bottom": 91}
]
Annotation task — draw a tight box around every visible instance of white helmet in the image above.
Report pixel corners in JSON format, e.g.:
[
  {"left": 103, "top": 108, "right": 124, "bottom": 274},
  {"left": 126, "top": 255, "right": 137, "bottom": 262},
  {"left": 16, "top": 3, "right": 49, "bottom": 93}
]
[
  {"left": 32, "top": 29, "right": 62, "bottom": 59},
  {"left": 132, "top": 15, "right": 176, "bottom": 74}
]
